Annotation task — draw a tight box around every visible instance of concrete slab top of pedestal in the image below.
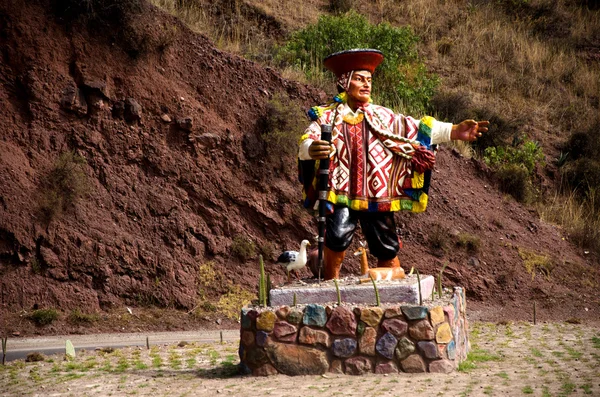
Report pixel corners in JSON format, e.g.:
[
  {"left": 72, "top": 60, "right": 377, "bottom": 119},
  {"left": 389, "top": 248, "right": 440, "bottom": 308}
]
[{"left": 269, "top": 274, "right": 435, "bottom": 306}]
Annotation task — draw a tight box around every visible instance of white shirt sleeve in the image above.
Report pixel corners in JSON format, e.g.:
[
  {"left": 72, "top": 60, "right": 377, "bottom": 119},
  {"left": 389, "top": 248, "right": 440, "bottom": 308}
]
[
  {"left": 431, "top": 121, "right": 453, "bottom": 145},
  {"left": 298, "top": 139, "right": 314, "bottom": 160}
]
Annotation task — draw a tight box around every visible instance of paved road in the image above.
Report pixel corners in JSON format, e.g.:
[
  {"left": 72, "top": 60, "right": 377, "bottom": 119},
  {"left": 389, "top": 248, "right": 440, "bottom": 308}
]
[{"left": 3, "top": 329, "right": 240, "bottom": 362}]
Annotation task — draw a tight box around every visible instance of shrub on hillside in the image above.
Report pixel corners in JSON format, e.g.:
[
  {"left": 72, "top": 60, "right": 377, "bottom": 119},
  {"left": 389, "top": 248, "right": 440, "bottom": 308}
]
[
  {"left": 430, "top": 91, "right": 472, "bottom": 123},
  {"left": 38, "top": 151, "right": 90, "bottom": 223},
  {"left": 28, "top": 308, "right": 59, "bottom": 326},
  {"left": 277, "top": 11, "right": 438, "bottom": 114},
  {"left": 329, "top": 0, "right": 356, "bottom": 14},
  {"left": 496, "top": 164, "right": 531, "bottom": 203},
  {"left": 484, "top": 140, "right": 545, "bottom": 174},
  {"left": 561, "top": 158, "right": 600, "bottom": 208},
  {"left": 231, "top": 235, "right": 256, "bottom": 262},
  {"left": 257, "top": 94, "right": 306, "bottom": 160},
  {"left": 471, "top": 107, "right": 523, "bottom": 153},
  {"left": 484, "top": 140, "right": 544, "bottom": 202},
  {"left": 562, "top": 121, "right": 600, "bottom": 161}
]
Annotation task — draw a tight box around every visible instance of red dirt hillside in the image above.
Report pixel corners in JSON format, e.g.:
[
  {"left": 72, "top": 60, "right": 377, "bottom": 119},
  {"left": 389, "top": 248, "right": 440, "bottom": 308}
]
[{"left": 0, "top": 0, "right": 598, "bottom": 335}]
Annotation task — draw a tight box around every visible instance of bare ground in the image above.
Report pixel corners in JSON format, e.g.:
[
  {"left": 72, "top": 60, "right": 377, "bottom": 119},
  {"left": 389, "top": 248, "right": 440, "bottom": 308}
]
[{"left": 1, "top": 321, "right": 599, "bottom": 397}]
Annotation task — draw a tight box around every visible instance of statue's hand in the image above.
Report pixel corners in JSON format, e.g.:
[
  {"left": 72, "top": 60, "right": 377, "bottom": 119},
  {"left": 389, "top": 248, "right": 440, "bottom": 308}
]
[
  {"left": 308, "top": 140, "right": 334, "bottom": 160},
  {"left": 451, "top": 120, "right": 489, "bottom": 142}
]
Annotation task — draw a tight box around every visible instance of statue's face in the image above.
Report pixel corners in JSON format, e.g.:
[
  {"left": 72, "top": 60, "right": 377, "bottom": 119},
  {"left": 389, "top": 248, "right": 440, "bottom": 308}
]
[{"left": 347, "top": 70, "right": 372, "bottom": 103}]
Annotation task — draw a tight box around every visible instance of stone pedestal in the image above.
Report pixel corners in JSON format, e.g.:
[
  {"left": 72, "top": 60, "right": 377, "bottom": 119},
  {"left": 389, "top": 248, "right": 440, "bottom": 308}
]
[
  {"left": 269, "top": 274, "right": 435, "bottom": 306},
  {"left": 239, "top": 286, "right": 469, "bottom": 376}
]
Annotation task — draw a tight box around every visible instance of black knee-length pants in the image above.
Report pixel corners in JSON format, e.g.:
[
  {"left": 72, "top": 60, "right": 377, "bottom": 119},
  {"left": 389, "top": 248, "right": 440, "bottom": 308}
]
[{"left": 325, "top": 205, "right": 399, "bottom": 260}]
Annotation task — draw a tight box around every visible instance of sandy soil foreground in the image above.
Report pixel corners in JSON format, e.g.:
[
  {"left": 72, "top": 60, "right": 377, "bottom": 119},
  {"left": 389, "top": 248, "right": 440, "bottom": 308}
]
[{"left": 1, "top": 321, "right": 599, "bottom": 397}]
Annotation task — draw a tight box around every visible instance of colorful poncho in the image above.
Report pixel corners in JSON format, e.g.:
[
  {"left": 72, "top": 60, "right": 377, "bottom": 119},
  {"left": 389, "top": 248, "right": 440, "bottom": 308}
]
[{"left": 299, "top": 97, "right": 447, "bottom": 213}]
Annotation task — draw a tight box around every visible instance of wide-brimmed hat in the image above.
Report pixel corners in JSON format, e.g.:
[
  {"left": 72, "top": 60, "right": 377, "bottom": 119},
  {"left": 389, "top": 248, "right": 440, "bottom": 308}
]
[{"left": 324, "top": 49, "right": 384, "bottom": 77}]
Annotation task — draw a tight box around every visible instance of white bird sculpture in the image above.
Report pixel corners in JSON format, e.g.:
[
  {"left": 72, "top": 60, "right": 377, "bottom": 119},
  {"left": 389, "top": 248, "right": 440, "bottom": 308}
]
[{"left": 276, "top": 240, "right": 311, "bottom": 284}]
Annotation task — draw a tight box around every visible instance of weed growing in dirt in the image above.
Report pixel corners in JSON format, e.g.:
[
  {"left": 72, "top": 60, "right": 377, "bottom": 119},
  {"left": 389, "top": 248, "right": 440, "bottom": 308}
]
[
  {"left": 258, "top": 94, "right": 306, "bottom": 163},
  {"left": 216, "top": 284, "right": 255, "bottom": 320},
  {"left": 427, "top": 224, "right": 450, "bottom": 255},
  {"left": 168, "top": 351, "right": 182, "bottom": 370},
  {"left": 68, "top": 309, "right": 99, "bottom": 325},
  {"left": 230, "top": 235, "right": 256, "bottom": 262},
  {"left": 518, "top": 248, "right": 553, "bottom": 280},
  {"left": 27, "top": 309, "right": 59, "bottom": 326},
  {"left": 456, "top": 233, "right": 481, "bottom": 253},
  {"left": 38, "top": 151, "right": 90, "bottom": 223}
]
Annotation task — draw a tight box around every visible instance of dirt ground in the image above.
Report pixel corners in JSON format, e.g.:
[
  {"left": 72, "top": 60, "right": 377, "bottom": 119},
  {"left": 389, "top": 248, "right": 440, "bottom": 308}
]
[{"left": 1, "top": 321, "right": 599, "bottom": 397}]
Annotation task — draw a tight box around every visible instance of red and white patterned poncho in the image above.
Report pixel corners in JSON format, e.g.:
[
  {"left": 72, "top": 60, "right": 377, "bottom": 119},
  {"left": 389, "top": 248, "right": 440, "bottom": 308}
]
[{"left": 298, "top": 101, "right": 452, "bottom": 213}]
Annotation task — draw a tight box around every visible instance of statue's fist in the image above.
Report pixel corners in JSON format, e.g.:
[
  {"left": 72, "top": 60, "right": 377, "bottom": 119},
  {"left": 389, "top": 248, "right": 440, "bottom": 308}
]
[{"left": 309, "top": 140, "right": 334, "bottom": 160}]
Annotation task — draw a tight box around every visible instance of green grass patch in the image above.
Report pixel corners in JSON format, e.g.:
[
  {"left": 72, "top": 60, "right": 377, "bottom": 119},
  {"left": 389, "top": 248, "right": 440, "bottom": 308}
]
[
  {"left": 114, "top": 357, "right": 130, "bottom": 373},
  {"left": 27, "top": 308, "right": 60, "bottom": 326},
  {"left": 560, "top": 382, "right": 576, "bottom": 396},
  {"left": 592, "top": 336, "right": 600, "bottom": 349},
  {"left": 151, "top": 354, "right": 162, "bottom": 368},
  {"left": 134, "top": 360, "right": 148, "bottom": 370},
  {"left": 469, "top": 349, "right": 503, "bottom": 362},
  {"left": 522, "top": 386, "right": 534, "bottom": 394},
  {"left": 531, "top": 348, "right": 543, "bottom": 357},
  {"left": 168, "top": 351, "right": 182, "bottom": 370},
  {"left": 457, "top": 360, "right": 477, "bottom": 372}
]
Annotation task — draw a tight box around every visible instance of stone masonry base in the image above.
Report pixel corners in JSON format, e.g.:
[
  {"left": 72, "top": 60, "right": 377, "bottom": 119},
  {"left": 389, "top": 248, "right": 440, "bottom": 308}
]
[{"left": 239, "top": 287, "right": 469, "bottom": 376}]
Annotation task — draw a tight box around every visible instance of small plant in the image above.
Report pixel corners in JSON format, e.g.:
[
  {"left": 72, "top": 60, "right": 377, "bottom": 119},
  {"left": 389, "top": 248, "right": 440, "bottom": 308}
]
[
  {"left": 369, "top": 274, "right": 381, "bottom": 307},
  {"left": 30, "top": 257, "right": 41, "bottom": 274},
  {"left": 258, "top": 255, "right": 267, "bottom": 307},
  {"left": 483, "top": 139, "right": 545, "bottom": 203},
  {"left": 522, "top": 385, "right": 534, "bottom": 394},
  {"left": 428, "top": 224, "right": 449, "bottom": 256},
  {"left": 484, "top": 140, "right": 545, "bottom": 174},
  {"left": 456, "top": 233, "right": 482, "bottom": 253},
  {"left": 68, "top": 309, "right": 99, "bottom": 325},
  {"left": 334, "top": 279, "right": 341, "bottom": 305},
  {"left": 231, "top": 235, "right": 256, "bottom": 262},
  {"left": 437, "top": 262, "right": 449, "bottom": 299},
  {"left": 38, "top": 151, "right": 90, "bottom": 223},
  {"left": 518, "top": 248, "right": 554, "bottom": 280},
  {"left": 415, "top": 268, "right": 422, "bottom": 305},
  {"left": 28, "top": 308, "right": 59, "bottom": 326},
  {"left": 258, "top": 94, "right": 306, "bottom": 162},
  {"left": 496, "top": 164, "right": 531, "bottom": 203},
  {"left": 217, "top": 284, "right": 255, "bottom": 319},
  {"left": 292, "top": 292, "right": 297, "bottom": 307}
]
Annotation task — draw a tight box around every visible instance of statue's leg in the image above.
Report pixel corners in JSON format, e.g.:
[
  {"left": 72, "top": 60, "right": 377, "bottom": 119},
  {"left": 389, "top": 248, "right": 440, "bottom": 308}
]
[
  {"left": 323, "top": 247, "right": 346, "bottom": 280},
  {"left": 323, "top": 206, "right": 356, "bottom": 280},
  {"left": 359, "top": 212, "right": 402, "bottom": 269}
]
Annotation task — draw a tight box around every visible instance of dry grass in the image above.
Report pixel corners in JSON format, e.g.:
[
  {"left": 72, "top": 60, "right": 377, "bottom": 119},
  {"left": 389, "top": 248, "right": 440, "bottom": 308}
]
[
  {"left": 538, "top": 191, "right": 600, "bottom": 252},
  {"left": 518, "top": 247, "right": 554, "bottom": 280}
]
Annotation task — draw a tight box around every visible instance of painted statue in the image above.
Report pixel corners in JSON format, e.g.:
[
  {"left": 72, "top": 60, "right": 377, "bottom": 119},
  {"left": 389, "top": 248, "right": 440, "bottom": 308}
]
[{"left": 298, "top": 49, "right": 488, "bottom": 280}]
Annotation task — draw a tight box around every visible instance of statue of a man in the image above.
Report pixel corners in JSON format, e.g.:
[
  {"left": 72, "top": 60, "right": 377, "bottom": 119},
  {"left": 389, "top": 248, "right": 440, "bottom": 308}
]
[{"left": 298, "top": 49, "right": 488, "bottom": 280}]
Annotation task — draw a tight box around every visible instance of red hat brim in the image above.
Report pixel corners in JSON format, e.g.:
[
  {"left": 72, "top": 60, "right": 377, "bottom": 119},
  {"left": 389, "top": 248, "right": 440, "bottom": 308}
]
[{"left": 324, "top": 49, "right": 384, "bottom": 77}]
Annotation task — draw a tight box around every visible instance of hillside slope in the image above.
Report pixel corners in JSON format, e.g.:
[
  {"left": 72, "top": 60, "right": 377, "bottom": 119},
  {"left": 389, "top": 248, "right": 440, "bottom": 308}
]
[{"left": 0, "top": 0, "right": 598, "bottom": 335}]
